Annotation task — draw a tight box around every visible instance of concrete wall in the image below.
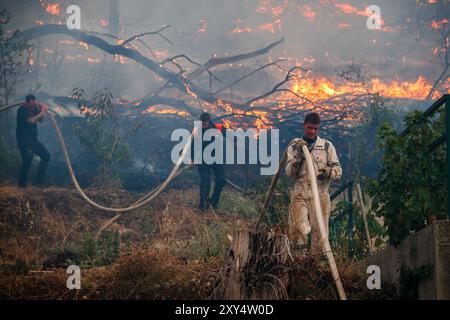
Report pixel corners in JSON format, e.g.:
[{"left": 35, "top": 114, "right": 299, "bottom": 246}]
[{"left": 360, "top": 220, "right": 450, "bottom": 300}]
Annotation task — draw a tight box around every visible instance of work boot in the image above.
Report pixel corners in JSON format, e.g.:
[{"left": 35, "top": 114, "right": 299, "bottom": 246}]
[
  {"left": 209, "top": 200, "right": 218, "bottom": 210},
  {"left": 198, "top": 196, "right": 210, "bottom": 210}
]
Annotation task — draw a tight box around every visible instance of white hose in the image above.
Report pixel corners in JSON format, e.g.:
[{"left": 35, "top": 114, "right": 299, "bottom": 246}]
[
  {"left": 0, "top": 102, "right": 193, "bottom": 213},
  {"left": 302, "top": 145, "right": 347, "bottom": 300}
]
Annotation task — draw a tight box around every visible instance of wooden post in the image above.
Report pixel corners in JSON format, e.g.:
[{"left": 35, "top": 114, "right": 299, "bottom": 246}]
[
  {"left": 211, "top": 229, "right": 290, "bottom": 300},
  {"left": 357, "top": 182, "right": 374, "bottom": 254}
]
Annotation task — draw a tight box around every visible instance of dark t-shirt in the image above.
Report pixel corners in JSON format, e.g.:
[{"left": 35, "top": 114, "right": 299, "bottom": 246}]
[
  {"left": 16, "top": 105, "right": 39, "bottom": 139},
  {"left": 191, "top": 122, "right": 225, "bottom": 163}
]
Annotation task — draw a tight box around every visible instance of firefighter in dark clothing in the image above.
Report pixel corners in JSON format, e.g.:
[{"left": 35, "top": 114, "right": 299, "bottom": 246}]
[
  {"left": 16, "top": 94, "right": 51, "bottom": 188},
  {"left": 191, "top": 112, "right": 226, "bottom": 210}
]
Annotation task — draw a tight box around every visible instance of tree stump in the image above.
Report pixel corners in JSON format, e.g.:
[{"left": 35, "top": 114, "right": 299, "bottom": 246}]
[{"left": 211, "top": 228, "right": 291, "bottom": 299}]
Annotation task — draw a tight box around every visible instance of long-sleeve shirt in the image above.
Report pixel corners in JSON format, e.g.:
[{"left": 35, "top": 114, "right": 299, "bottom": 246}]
[{"left": 285, "top": 136, "right": 342, "bottom": 192}]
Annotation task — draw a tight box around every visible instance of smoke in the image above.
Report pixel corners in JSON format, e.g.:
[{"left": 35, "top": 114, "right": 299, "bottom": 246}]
[{"left": 1, "top": 0, "right": 448, "bottom": 104}]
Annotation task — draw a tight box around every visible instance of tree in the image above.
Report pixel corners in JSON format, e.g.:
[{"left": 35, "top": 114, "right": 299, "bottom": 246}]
[
  {"left": 369, "top": 107, "right": 447, "bottom": 245},
  {"left": 72, "top": 88, "right": 142, "bottom": 187},
  {"left": 0, "top": 10, "right": 32, "bottom": 143},
  {"left": 350, "top": 94, "right": 402, "bottom": 179}
]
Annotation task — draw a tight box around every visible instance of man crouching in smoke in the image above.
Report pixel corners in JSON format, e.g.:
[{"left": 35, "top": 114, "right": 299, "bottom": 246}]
[{"left": 285, "top": 112, "right": 342, "bottom": 259}]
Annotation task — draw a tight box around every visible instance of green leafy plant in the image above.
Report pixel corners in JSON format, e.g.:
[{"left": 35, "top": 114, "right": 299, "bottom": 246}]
[
  {"left": 0, "top": 9, "right": 33, "bottom": 105},
  {"left": 72, "top": 88, "right": 141, "bottom": 186},
  {"left": 369, "top": 108, "right": 447, "bottom": 245},
  {"left": 350, "top": 94, "right": 402, "bottom": 179},
  {"left": 64, "top": 231, "right": 121, "bottom": 268},
  {"left": 330, "top": 198, "right": 385, "bottom": 258}
]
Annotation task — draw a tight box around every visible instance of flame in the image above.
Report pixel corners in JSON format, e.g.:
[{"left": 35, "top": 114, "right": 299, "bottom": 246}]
[
  {"left": 335, "top": 3, "right": 370, "bottom": 17},
  {"left": 114, "top": 55, "right": 126, "bottom": 64},
  {"left": 144, "top": 105, "right": 188, "bottom": 117},
  {"left": 271, "top": 6, "right": 283, "bottom": 17},
  {"left": 250, "top": 110, "right": 270, "bottom": 129},
  {"left": 222, "top": 118, "right": 232, "bottom": 129},
  {"left": 79, "top": 41, "right": 89, "bottom": 50},
  {"left": 231, "top": 26, "right": 253, "bottom": 34},
  {"left": 301, "top": 5, "right": 316, "bottom": 21},
  {"left": 80, "top": 105, "right": 92, "bottom": 115},
  {"left": 44, "top": 3, "right": 60, "bottom": 16},
  {"left": 231, "top": 16, "right": 283, "bottom": 35},
  {"left": 288, "top": 75, "right": 438, "bottom": 101},
  {"left": 335, "top": 2, "right": 385, "bottom": 26},
  {"left": 431, "top": 19, "right": 449, "bottom": 30},
  {"left": 258, "top": 19, "right": 282, "bottom": 34}
]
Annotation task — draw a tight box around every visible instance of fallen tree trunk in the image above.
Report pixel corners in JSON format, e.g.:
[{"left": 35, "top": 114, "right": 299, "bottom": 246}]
[
  {"left": 11, "top": 25, "right": 283, "bottom": 111},
  {"left": 211, "top": 229, "right": 291, "bottom": 300}
]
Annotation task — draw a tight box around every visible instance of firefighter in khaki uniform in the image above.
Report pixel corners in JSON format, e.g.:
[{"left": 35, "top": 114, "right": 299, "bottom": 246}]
[{"left": 285, "top": 112, "right": 342, "bottom": 257}]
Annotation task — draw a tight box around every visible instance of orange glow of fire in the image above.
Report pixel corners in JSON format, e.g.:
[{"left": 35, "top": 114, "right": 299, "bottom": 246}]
[
  {"left": 79, "top": 41, "right": 89, "bottom": 50},
  {"left": 301, "top": 5, "right": 316, "bottom": 21},
  {"left": 251, "top": 110, "right": 270, "bottom": 129},
  {"left": 144, "top": 106, "right": 189, "bottom": 117},
  {"left": 335, "top": 2, "right": 385, "bottom": 26},
  {"left": 114, "top": 55, "right": 126, "bottom": 64},
  {"left": 287, "top": 75, "right": 438, "bottom": 101},
  {"left": 271, "top": 6, "right": 283, "bottom": 17},
  {"left": 335, "top": 3, "right": 369, "bottom": 16},
  {"left": 258, "top": 19, "right": 282, "bottom": 34},
  {"left": 45, "top": 3, "right": 60, "bottom": 16},
  {"left": 431, "top": 19, "right": 449, "bottom": 30},
  {"left": 231, "top": 26, "right": 253, "bottom": 34}
]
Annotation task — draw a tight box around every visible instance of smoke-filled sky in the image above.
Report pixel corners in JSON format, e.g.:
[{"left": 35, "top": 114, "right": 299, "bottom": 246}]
[{"left": 2, "top": 0, "right": 449, "bottom": 104}]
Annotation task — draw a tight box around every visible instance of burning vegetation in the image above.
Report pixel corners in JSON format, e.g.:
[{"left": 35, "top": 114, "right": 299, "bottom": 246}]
[{"left": 0, "top": 0, "right": 449, "bottom": 301}]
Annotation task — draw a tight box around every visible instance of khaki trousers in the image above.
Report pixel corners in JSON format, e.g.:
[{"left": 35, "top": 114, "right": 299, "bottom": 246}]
[{"left": 288, "top": 188, "right": 331, "bottom": 255}]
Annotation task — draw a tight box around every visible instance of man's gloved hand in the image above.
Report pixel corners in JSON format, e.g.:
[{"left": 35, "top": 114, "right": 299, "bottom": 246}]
[
  {"left": 317, "top": 167, "right": 332, "bottom": 181},
  {"left": 291, "top": 140, "right": 307, "bottom": 161}
]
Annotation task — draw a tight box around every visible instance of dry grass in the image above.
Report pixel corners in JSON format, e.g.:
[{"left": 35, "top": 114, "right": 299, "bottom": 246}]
[{"left": 0, "top": 184, "right": 391, "bottom": 300}]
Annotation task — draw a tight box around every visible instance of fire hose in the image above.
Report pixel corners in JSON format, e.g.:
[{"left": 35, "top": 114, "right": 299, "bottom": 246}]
[
  {"left": 254, "top": 144, "right": 347, "bottom": 300},
  {"left": 0, "top": 102, "right": 193, "bottom": 213},
  {"left": 1, "top": 102, "right": 249, "bottom": 233},
  {"left": 2, "top": 102, "right": 346, "bottom": 298}
]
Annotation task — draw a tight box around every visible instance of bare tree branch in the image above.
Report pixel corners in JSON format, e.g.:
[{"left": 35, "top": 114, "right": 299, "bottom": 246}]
[
  {"left": 243, "top": 66, "right": 310, "bottom": 106},
  {"left": 213, "top": 59, "right": 285, "bottom": 95},
  {"left": 187, "top": 38, "right": 284, "bottom": 80},
  {"left": 121, "top": 25, "right": 172, "bottom": 46}
]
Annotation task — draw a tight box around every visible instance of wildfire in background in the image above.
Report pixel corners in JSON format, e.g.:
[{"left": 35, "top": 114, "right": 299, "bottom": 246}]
[{"left": 4, "top": 0, "right": 450, "bottom": 129}]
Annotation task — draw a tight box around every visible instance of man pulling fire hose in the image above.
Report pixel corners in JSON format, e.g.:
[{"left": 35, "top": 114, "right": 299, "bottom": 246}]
[
  {"left": 285, "top": 112, "right": 342, "bottom": 259},
  {"left": 286, "top": 112, "right": 346, "bottom": 299}
]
